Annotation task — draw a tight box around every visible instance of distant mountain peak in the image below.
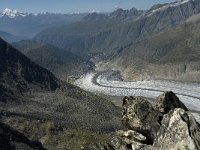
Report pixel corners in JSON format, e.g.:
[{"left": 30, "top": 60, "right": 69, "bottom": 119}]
[
  {"left": 83, "top": 12, "right": 107, "bottom": 21},
  {"left": 3, "top": 8, "right": 17, "bottom": 14},
  {"left": 109, "top": 7, "right": 140, "bottom": 19},
  {"left": 89, "top": 9, "right": 100, "bottom": 14},
  {"left": 0, "top": 8, "right": 63, "bottom": 18},
  {"left": 0, "top": 8, "right": 28, "bottom": 18}
]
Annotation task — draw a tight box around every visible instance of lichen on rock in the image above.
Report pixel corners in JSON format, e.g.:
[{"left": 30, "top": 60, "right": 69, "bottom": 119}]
[{"left": 122, "top": 96, "right": 160, "bottom": 144}]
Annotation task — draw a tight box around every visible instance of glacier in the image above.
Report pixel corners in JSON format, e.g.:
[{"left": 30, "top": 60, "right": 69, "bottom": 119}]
[{"left": 75, "top": 71, "right": 200, "bottom": 122}]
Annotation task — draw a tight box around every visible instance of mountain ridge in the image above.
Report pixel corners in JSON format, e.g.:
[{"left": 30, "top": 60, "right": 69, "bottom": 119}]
[
  {"left": 34, "top": 0, "right": 200, "bottom": 82},
  {"left": 35, "top": 0, "right": 200, "bottom": 61},
  {"left": 12, "top": 40, "right": 94, "bottom": 80},
  {"left": 0, "top": 9, "right": 87, "bottom": 37},
  {"left": 0, "top": 30, "right": 27, "bottom": 43},
  {"left": 0, "top": 38, "right": 59, "bottom": 102},
  {"left": 101, "top": 19, "right": 200, "bottom": 81}
]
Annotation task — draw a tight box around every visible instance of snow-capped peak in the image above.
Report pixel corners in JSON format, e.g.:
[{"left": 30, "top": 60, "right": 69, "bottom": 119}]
[
  {"left": 89, "top": 9, "right": 100, "bottom": 14},
  {"left": 0, "top": 8, "right": 28, "bottom": 18},
  {"left": 3, "top": 8, "right": 17, "bottom": 15}
]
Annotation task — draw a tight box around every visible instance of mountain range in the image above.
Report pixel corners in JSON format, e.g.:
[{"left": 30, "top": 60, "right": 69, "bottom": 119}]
[
  {"left": 34, "top": 0, "right": 200, "bottom": 82},
  {"left": 1, "top": 0, "right": 200, "bottom": 149},
  {"left": 0, "top": 8, "right": 87, "bottom": 38},
  {"left": 0, "top": 8, "right": 29, "bottom": 18},
  {"left": 12, "top": 40, "right": 94, "bottom": 80}
]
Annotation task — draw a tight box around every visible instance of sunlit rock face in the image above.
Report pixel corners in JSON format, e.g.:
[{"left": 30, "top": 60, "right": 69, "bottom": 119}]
[
  {"left": 107, "top": 92, "right": 200, "bottom": 150},
  {"left": 153, "top": 108, "right": 200, "bottom": 150}
]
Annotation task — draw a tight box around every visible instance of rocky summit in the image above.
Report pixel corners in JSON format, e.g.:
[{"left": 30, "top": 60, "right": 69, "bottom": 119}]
[{"left": 107, "top": 91, "right": 200, "bottom": 150}]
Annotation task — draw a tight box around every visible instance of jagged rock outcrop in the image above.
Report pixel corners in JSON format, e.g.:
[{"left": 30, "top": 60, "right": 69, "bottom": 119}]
[
  {"left": 109, "top": 91, "right": 200, "bottom": 150},
  {"left": 122, "top": 97, "right": 160, "bottom": 144},
  {"left": 153, "top": 108, "right": 200, "bottom": 150},
  {"left": 154, "top": 91, "right": 188, "bottom": 114}
]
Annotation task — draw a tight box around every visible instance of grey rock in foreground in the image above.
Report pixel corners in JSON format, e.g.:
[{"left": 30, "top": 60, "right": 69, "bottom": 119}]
[
  {"left": 122, "top": 97, "right": 160, "bottom": 144},
  {"left": 108, "top": 91, "right": 200, "bottom": 150},
  {"left": 153, "top": 108, "right": 200, "bottom": 150},
  {"left": 154, "top": 91, "right": 188, "bottom": 114}
]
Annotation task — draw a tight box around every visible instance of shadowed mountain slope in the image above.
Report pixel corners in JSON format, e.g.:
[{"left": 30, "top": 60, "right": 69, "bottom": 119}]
[
  {"left": 0, "top": 38, "right": 59, "bottom": 102},
  {"left": 12, "top": 40, "right": 94, "bottom": 80},
  {"left": 0, "top": 122, "right": 46, "bottom": 150},
  {"left": 0, "top": 30, "right": 27, "bottom": 43}
]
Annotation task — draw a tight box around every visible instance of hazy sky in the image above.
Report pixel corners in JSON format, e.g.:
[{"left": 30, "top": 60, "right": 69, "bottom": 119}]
[{"left": 0, "top": 0, "right": 176, "bottom": 13}]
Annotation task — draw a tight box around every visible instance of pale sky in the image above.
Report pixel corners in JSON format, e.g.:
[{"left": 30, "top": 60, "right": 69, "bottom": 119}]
[{"left": 0, "top": 0, "right": 176, "bottom": 13}]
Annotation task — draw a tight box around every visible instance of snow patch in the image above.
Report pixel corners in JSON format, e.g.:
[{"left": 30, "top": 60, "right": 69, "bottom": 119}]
[{"left": 0, "top": 8, "right": 28, "bottom": 18}]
